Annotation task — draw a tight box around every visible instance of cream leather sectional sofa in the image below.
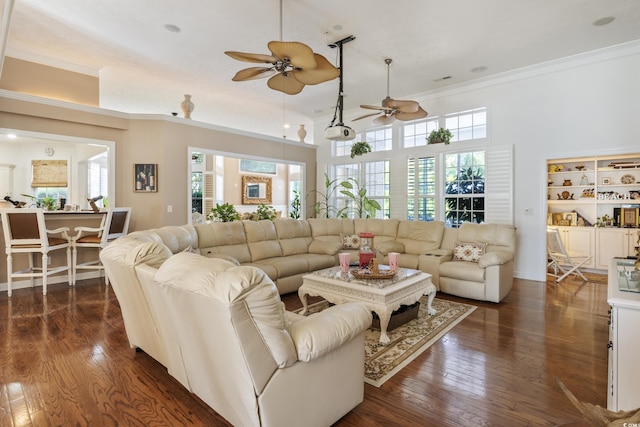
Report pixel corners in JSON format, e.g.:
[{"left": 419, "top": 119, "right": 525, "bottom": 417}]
[
  {"left": 113, "top": 217, "right": 516, "bottom": 303},
  {"left": 99, "top": 218, "right": 515, "bottom": 426}
]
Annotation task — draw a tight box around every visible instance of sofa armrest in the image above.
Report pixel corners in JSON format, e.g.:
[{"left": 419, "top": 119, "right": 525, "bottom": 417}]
[
  {"left": 288, "top": 302, "right": 371, "bottom": 362},
  {"left": 376, "top": 240, "right": 405, "bottom": 255},
  {"left": 478, "top": 250, "right": 514, "bottom": 268}
]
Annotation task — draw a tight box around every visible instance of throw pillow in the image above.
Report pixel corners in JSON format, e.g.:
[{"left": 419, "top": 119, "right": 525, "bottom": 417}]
[
  {"left": 453, "top": 241, "right": 487, "bottom": 262},
  {"left": 340, "top": 233, "right": 361, "bottom": 249}
]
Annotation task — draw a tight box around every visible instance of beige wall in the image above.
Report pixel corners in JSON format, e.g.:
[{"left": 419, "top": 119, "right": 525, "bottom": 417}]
[
  {"left": 0, "top": 57, "right": 99, "bottom": 106},
  {"left": 0, "top": 92, "right": 317, "bottom": 233}
]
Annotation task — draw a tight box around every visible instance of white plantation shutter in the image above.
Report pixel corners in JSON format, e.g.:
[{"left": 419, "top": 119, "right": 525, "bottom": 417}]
[
  {"left": 389, "top": 156, "right": 408, "bottom": 219},
  {"left": 484, "top": 145, "right": 514, "bottom": 224}
]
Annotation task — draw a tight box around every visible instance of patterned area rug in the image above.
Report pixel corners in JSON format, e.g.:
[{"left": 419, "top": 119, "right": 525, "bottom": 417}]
[{"left": 297, "top": 296, "right": 476, "bottom": 387}]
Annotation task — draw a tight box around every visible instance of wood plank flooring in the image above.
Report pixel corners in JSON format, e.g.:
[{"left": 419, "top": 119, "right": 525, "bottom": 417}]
[{"left": 0, "top": 274, "right": 609, "bottom": 426}]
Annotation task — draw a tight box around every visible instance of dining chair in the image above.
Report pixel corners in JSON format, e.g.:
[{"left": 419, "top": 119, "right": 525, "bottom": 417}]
[
  {"left": 546, "top": 227, "right": 591, "bottom": 283},
  {"left": 72, "top": 207, "right": 131, "bottom": 285},
  {"left": 1, "top": 208, "right": 73, "bottom": 297}
]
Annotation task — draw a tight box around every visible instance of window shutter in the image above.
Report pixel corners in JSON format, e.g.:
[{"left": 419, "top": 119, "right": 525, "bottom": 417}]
[
  {"left": 31, "top": 160, "right": 68, "bottom": 187},
  {"left": 484, "top": 145, "right": 513, "bottom": 224}
]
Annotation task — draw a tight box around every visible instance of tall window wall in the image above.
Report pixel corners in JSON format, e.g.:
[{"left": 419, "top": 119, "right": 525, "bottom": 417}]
[{"left": 327, "top": 106, "right": 505, "bottom": 225}]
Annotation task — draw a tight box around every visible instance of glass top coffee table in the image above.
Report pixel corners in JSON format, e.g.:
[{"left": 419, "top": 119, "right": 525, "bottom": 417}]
[{"left": 299, "top": 266, "right": 436, "bottom": 345}]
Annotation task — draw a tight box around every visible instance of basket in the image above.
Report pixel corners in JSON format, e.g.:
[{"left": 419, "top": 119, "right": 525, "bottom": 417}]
[{"left": 350, "top": 259, "right": 397, "bottom": 280}]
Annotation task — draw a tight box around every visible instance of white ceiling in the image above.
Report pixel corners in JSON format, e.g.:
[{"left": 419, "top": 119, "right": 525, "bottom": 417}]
[{"left": 4, "top": 0, "right": 640, "bottom": 140}]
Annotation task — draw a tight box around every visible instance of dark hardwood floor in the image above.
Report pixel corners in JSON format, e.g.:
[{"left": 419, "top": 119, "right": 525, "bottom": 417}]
[{"left": 0, "top": 274, "right": 608, "bottom": 426}]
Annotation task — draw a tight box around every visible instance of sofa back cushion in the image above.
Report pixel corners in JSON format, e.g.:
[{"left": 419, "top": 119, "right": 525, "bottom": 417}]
[
  {"left": 457, "top": 223, "right": 516, "bottom": 254},
  {"left": 244, "top": 220, "right": 283, "bottom": 261},
  {"left": 195, "top": 221, "right": 252, "bottom": 263},
  {"left": 150, "top": 225, "right": 198, "bottom": 254},
  {"left": 354, "top": 218, "right": 399, "bottom": 242},
  {"left": 308, "top": 218, "right": 355, "bottom": 242},
  {"left": 155, "top": 252, "right": 297, "bottom": 369},
  {"left": 273, "top": 219, "right": 313, "bottom": 256},
  {"left": 396, "top": 220, "right": 445, "bottom": 254}
]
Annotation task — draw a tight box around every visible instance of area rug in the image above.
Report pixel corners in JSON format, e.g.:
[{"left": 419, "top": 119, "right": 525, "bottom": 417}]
[{"left": 297, "top": 296, "right": 476, "bottom": 387}]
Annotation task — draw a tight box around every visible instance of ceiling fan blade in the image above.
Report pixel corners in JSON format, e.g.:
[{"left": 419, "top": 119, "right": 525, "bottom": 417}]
[
  {"left": 352, "top": 112, "right": 382, "bottom": 122},
  {"left": 292, "top": 54, "right": 339, "bottom": 85},
  {"left": 268, "top": 41, "right": 317, "bottom": 69},
  {"left": 373, "top": 114, "right": 396, "bottom": 125},
  {"left": 386, "top": 99, "right": 419, "bottom": 113},
  {"left": 267, "top": 73, "right": 305, "bottom": 95},
  {"left": 360, "top": 104, "right": 390, "bottom": 111},
  {"left": 225, "top": 51, "right": 277, "bottom": 64},
  {"left": 396, "top": 106, "right": 429, "bottom": 121},
  {"left": 231, "top": 67, "right": 276, "bottom": 81}
]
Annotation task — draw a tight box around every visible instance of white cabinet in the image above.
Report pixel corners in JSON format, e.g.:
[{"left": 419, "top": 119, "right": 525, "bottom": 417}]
[
  {"left": 553, "top": 226, "right": 595, "bottom": 268},
  {"left": 548, "top": 154, "right": 640, "bottom": 271},
  {"left": 596, "top": 228, "right": 640, "bottom": 269},
  {"left": 607, "top": 258, "right": 640, "bottom": 411}
]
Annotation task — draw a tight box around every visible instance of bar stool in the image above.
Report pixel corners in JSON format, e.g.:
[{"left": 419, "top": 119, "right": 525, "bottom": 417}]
[
  {"left": 1, "top": 208, "right": 73, "bottom": 296},
  {"left": 72, "top": 207, "right": 131, "bottom": 285}
]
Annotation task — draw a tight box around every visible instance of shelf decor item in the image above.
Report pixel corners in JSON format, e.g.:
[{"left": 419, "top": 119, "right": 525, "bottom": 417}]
[
  {"left": 134, "top": 164, "right": 158, "bottom": 192},
  {"left": 621, "top": 174, "right": 636, "bottom": 184}
]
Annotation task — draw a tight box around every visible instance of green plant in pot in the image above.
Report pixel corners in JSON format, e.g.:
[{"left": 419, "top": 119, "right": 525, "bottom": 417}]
[
  {"left": 308, "top": 173, "right": 348, "bottom": 218},
  {"left": 339, "top": 178, "right": 381, "bottom": 218},
  {"left": 427, "top": 128, "right": 454, "bottom": 145},
  {"left": 208, "top": 202, "right": 240, "bottom": 222},
  {"left": 350, "top": 141, "right": 372, "bottom": 158},
  {"left": 255, "top": 203, "right": 278, "bottom": 220},
  {"left": 289, "top": 189, "right": 301, "bottom": 219}
]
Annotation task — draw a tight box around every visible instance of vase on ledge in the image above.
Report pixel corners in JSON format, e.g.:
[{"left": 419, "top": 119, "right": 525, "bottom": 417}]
[
  {"left": 181, "top": 94, "right": 194, "bottom": 119},
  {"left": 297, "top": 124, "right": 307, "bottom": 143}
]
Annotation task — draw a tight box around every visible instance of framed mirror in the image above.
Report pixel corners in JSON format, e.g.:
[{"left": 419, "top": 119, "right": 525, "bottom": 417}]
[{"left": 242, "top": 175, "right": 272, "bottom": 205}]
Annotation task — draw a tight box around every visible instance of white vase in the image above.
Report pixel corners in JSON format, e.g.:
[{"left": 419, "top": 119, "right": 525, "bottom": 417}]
[
  {"left": 297, "top": 124, "right": 307, "bottom": 142},
  {"left": 181, "top": 94, "right": 194, "bottom": 119}
]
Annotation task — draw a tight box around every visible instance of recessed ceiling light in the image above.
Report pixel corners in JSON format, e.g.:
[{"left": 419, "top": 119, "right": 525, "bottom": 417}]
[
  {"left": 593, "top": 16, "right": 615, "bottom": 26},
  {"left": 471, "top": 66, "right": 487, "bottom": 73},
  {"left": 164, "top": 24, "right": 181, "bottom": 33},
  {"left": 7, "top": 134, "right": 17, "bottom": 139}
]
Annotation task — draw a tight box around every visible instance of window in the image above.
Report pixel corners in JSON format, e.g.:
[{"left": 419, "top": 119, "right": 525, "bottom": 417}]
[
  {"left": 403, "top": 118, "right": 438, "bottom": 148},
  {"left": 444, "top": 151, "right": 485, "bottom": 227},
  {"left": 88, "top": 152, "right": 108, "bottom": 203},
  {"left": 191, "top": 172, "right": 203, "bottom": 213},
  {"left": 359, "top": 127, "right": 392, "bottom": 152},
  {"left": 334, "top": 140, "right": 354, "bottom": 157},
  {"left": 407, "top": 157, "right": 435, "bottom": 221},
  {"left": 364, "top": 160, "right": 390, "bottom": 218},
  {"left": 445, "top": 107, "right": 487, "bottom": 142},
  {"left": 334, "top": 163, "right": 359, "bottom": 216}
]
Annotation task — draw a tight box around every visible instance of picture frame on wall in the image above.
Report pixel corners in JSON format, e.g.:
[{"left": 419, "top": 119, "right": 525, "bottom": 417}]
[
  {"left": 134, "top": 163, "right": 158, "bottom": 192},
  {"left": 602, "top": 177, "right": 611, "bottom": 185}
]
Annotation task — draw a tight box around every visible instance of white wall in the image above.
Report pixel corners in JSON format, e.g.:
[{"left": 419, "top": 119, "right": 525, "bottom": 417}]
[{"left": 313, "top": 41, "right": 640, "bottom": 282}]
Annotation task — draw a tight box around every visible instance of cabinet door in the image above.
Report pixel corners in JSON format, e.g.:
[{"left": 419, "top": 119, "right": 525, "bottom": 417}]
[
  {"left": 561, "top": 227, "right": 595, "bottom": 268},
  {"left": 596, "top": 229, "right": 628, "bottom": 269},
  {"left": 626, "top": 229, "right": 640, "bottom": 257},
  {"left": 612, "top": 306, "right": 640, "bottom": 411}
]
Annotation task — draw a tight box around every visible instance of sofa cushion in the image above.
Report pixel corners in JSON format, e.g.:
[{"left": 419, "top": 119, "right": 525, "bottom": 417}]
[
  {"left": 308, "top": 240, "right": 341, "bottom": 255},
  {"left": 354, "top": 218, "right": 399, "bottom": 242},
  {"left": 127, "top": 241, "right": 173, "bottom": 268},
  {"left": 376, "top": 240, "right": 405, "bottom": 255},
  {"left": 396, "top": 221, "right": 444, "bottom": 254},
  {"left": 152, "top": 225, "right": 198, "bottom": 254},
  {"left": 340, "top": 233, "right": 361, "bottom": 249},
  {"left": 439, "top": 261, "right": 486, "bottom": 282},
  {"left": 196, "top": 221, "right": 252, "bottom": 263},
  {"left": 155, "top": 251, "right": 239, "bottom": 293},
  {"left": 274, "top": 219, "right": 313, "bottom": 256},
  {"left": 478, "top": 250, "right": 513, "bottom": 268},
  {"left": 453, "top": 241, "right": 487, "bottom": 262},
  {"left": 244, "top": 220, "right": 283, "bottom": 261},
  {"left": 156, "top": 252, "right": 297, "bottom": 368}
]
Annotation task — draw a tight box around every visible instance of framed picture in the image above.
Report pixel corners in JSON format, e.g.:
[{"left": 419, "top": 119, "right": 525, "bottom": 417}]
[
  {"left": 602, "top": 177, "right": 611, "bottom": 185},
  {"left": 134, "top": 163, "right": 158, "bottom": 192},
  {"left": 622, "top": 208, "right": 639, "bottom": 227}
]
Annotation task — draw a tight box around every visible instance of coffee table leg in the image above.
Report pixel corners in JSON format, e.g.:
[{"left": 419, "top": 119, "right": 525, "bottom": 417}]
[
  {"left": 426, "top": 284, "right": 437, "bottom": 315},
  {"left": 375, "top": 308, "right": 392, "bottom": 345},
  {"left": 298, "top": 288, "right": 309, "bottom": 316}
]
